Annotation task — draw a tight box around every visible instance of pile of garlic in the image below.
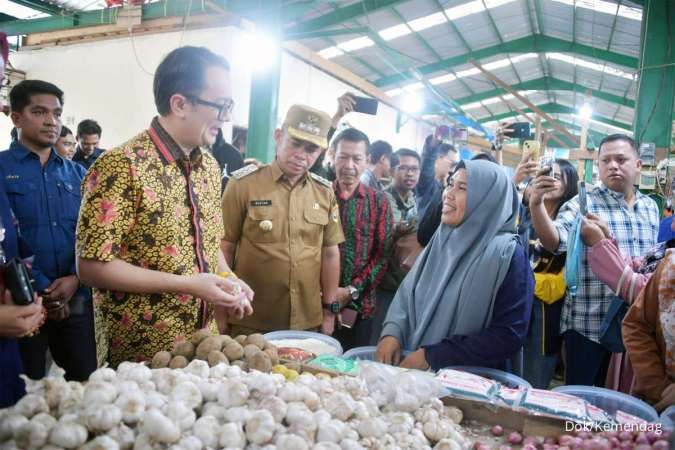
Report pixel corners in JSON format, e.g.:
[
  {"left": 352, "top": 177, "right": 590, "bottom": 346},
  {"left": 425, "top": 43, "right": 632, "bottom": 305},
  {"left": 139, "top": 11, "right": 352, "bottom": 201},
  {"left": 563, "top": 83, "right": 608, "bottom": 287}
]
[{"left": 0, "top": 360, "right": 469, "bottom": 450}]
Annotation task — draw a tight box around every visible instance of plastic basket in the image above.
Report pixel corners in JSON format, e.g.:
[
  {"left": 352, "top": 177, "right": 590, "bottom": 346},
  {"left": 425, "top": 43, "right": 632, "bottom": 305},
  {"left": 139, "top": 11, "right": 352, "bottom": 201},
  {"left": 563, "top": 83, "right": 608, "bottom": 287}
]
[
  {"left": 552, "top": 385, "right": 659, "bottom": 423},
  {"left": 263, "top": 330, "right": 343, "bottom": 356},
  {"left": 343, "top": 346, "right": 410, "bottom": 361},
  {"left": 447, "top": 366, "right": 532, "bottom": 390},
  {"left": 660, "top": 405, "right": 675, "bottom": 430}
]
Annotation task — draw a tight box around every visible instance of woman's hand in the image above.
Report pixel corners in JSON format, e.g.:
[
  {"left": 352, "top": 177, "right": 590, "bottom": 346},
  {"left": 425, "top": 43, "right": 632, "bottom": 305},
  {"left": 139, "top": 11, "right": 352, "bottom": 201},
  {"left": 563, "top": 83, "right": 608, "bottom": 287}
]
[
  {"left": 581, "top": 217, "right": 606, "bottom": 247},
  {"left": 528, "top": 168, "right": 558, "bottom": 207},
  {"left": 655, "top": 383, "right": 675, "bottom": 412},
  {"left": 399, "top": 348, "right": 430, "bottom": 370},
  {"left": 0, "top": 291, "right": 45, "bottom": 338},
  {"left": 375, "top": 336, "right": 401, "bottom": 365}
]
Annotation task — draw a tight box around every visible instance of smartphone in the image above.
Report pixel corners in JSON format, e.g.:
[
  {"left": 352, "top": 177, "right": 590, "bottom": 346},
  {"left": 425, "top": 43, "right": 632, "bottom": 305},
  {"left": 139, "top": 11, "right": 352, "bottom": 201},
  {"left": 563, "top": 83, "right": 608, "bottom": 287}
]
[
  {"left": 523, "top": 140, "right": 541, "bottom": 161},
  {"left": 340, "top": 308, "right": 358, "bottom": 329},
  {"left": 579, "top": 181, "right": 588, "bottom": 216},
  {"left": 352, "top": 95, "right": 379, "bottom": 115},
  {"left": 503, "top": 122, "right": 531, "bottom": 139},
  {"left": 437, "top": 125, "right": 450, "bottom": 140},
  {"left": 4, "top": 257, "right": 35, "bottom": 305}
]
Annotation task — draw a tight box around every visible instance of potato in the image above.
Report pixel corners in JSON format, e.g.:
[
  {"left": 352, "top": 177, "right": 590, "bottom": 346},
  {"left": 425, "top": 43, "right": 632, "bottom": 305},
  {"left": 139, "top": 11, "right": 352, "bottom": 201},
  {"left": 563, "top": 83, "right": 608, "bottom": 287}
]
[
  {"left": 263, "top": 348, "right": 279, "bottom": 366},
  {"left": 223, "top": 342, "right": 244, "bottom": 361},
  {"left": 216, "top": 334, "right": 230, "bottom": 350},
  {"left": 173, "top": 341, "right": 195, "bottom": 359},
  {"left": 151, "top": 351, "right": 172, "bottom": 369},
  {"left": 245, "top": 333, "right": 266, "bottom": 350},
  {"left": 196, "top": 336, "right": 222, "bottom": 360},
  {"left": 243, "top": 344, "right": 261, "bottom": 360},
  {"left": 234, "top": 335, "right": 248, "bottom": 345},
  {"left": 169, "top": 355, "right": 188, "bottom": 369},
  {"left": 207, "top": 350, "right": 229, "bottom": 367},
  {"left": 231, "top": 360, "right": 247, "bottom": 370},
  {"left": 248, "top": 352, "right": 272, "bottom": 373},
  {"left": 191, "top": 328, "right": 213, "bottom": 346}
]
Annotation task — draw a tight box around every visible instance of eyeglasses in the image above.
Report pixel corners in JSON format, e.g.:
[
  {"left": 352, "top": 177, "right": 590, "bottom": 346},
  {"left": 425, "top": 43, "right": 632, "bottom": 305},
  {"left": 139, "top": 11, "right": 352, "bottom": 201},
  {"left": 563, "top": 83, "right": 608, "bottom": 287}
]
[
  {"left": 396, "top": 165, "right": 420, "bottom": 174},
  {"left": 187, "top": 96, "right": 235, "bottom": 121}
]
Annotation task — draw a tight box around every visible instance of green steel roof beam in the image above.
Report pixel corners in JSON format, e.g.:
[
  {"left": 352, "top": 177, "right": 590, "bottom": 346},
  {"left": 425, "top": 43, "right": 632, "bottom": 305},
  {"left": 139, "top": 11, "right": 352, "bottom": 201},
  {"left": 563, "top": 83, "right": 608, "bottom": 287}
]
[
  {"left": 373, "top": 34, "right": 639, "bottom": 87},
  {"left": 284, "top": 0, "right": 409, "bottom": 35},
  {"left": 9, "top": 0, "right": 65, "bottom": 16},
  {"left": 455, "top": 77, "right": 636, "bottom": 108},
  {"left": 320, "top": 36, "right": 386, "bottom": 78},
  {"left": 533, "top": 0, "right": 554, "bottom": 105},
  {"left": 480, "top": 0, "right": 522, "bottom": 86},
  {"left": 0, "top": 13, "right": 18, "bottom": 21},
  {"left": 541, "top": 120, "right": 606, "bottom": 145},
  {"left": 387, "top": 6, "right": 474, "bottom": 116},
  {"left": 598, "top": 0, "right": 622, "bottom": 95},
  {"left": 478, "top": 103, "right": 633, "bottom": 130},
  {"left": 572, "top": 0, "right": 577, "bottom": 109}
]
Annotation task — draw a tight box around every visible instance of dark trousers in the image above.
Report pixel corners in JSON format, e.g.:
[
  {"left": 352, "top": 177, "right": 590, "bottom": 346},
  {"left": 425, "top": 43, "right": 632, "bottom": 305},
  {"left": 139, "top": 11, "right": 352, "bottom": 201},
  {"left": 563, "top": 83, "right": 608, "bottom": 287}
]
[
  {"left": 369, "top": 288, "right": 396, "bottom": 345},
  {"left": 563, "top": 330, "right": 611, "bottom": 386},
  {"left": 335, "top": 317, "right": 374, "bottom": 352},
  {"left": 19, "top": 299, "right": 97, "bottom": 381}
]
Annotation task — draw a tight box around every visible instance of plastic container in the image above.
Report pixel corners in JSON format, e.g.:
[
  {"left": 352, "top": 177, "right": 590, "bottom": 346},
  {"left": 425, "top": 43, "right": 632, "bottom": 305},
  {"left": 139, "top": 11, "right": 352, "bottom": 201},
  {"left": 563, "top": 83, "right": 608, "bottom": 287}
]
[
  {"left": 660, "top": 405, "right": 675, "bottom": 430},
  {"left": 448, "top": 366, "right": 532, "bottom": 390},
  {"left": 263, "top": 330, "right": 343, "bottom": 356},
  {"left": 343, "top": 346, "right": 410, "bottom": 361},
  {"left": 552, "top": 385, "right": 659, "bottom": 423}
]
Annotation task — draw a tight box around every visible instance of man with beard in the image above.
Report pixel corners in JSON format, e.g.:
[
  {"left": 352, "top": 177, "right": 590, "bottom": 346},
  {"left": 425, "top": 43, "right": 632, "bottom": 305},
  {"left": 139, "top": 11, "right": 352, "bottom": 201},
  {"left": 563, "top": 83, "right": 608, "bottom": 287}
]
[
  {"left": 529, "top": 134, "right": 659, "bottom": 386},
  {"left": 330, "top": 128, "right": 393, "bottom": 349},
  {"left": 0, "top": 80, "right": 97, "bottom": 380}
]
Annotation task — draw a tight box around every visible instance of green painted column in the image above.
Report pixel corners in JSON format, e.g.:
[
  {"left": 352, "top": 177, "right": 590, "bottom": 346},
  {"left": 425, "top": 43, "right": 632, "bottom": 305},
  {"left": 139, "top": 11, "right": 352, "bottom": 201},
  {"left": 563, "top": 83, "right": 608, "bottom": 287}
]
[
  {"left": 246, "top": 1, "right": 282, "bottom": 163},
  {"left": 633, "top": 0, "right": 675, "bottom": 149}
]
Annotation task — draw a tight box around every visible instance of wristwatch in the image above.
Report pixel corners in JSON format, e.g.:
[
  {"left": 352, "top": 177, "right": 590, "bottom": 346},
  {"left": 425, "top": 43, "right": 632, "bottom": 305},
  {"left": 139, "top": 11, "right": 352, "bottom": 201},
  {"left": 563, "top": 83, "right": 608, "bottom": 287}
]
[
  {"left": 347, "top": 285, "right": 359, "bottom": 301},
  {"left": 322, "top": 301, "right": 341, "bottom": 314}
]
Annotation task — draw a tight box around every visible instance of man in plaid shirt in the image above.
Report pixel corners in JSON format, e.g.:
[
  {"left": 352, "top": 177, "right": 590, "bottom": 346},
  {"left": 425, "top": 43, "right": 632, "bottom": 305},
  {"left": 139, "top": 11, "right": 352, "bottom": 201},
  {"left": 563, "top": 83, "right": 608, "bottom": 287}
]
[
  {"left": 529, "top": 134, "right": 659, "bottom": 386},
  {"left": 331, "top": 128, "right": 393, "bottom": 350}
]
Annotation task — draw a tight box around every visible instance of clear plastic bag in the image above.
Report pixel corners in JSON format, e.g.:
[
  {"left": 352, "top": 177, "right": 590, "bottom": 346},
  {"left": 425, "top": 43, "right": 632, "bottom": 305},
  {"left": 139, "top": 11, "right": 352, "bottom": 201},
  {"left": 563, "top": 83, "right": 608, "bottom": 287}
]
[
  {"left": 435, "top": 369, "right": 500, "bottom": 403},
  {"left": 516, "top": 388, "right": 591, "bottom": 422}
]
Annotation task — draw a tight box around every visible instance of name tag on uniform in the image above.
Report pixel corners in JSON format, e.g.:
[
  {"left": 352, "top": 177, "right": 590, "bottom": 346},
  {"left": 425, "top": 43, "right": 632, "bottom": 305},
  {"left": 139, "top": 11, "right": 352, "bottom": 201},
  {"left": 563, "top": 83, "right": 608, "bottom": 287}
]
[{"left": 250, "top": 200, "right": 272, "bottom": 207}]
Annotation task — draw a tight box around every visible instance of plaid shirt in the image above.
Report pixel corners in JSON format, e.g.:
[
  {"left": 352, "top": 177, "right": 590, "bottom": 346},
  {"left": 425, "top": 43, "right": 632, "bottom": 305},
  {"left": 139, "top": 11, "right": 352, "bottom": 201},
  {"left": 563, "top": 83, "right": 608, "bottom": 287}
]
[
  {"left": 335, "top": 182, "right": 393, "bottom": 319},
  {"left": 555, "top": 185, "right": 659, "bottom": 342}
]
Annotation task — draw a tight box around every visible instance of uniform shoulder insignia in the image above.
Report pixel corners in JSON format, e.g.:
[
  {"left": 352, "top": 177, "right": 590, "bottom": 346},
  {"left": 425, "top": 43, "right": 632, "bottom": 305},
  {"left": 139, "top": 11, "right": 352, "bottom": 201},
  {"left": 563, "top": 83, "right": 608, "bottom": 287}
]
[
  {"left": 231, "top": 164, "right": 260, "bottom": 180},
  {"left": 309, "top": 172, "right": 332, "bottom": 188}
]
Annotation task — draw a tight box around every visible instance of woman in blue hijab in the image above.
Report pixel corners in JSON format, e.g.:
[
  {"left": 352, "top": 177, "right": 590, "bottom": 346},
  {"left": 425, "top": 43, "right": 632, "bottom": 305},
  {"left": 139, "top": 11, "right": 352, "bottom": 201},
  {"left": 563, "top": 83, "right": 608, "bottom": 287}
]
[{"left": 376, "top": 160, "right": 534, "bottom": 370}]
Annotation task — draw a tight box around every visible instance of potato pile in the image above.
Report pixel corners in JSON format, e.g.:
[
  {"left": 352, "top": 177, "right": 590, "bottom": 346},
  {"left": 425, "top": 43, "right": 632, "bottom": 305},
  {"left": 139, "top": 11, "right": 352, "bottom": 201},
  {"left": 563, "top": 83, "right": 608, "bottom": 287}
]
[{"left": 150, "top": 330, "right": 279, "bottom": 373}]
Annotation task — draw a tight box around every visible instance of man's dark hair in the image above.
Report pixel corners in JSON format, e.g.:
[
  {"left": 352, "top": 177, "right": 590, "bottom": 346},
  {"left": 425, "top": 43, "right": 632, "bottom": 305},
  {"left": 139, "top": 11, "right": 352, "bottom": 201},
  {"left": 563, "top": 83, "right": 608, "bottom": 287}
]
[
  {"left": 9, "top": 80, "right": 64, "bottom": 113},
  {"left": 332, "top": 128, "right": 370, "bottom": 152},
  {"left": 60, "top": 125, "right": 73, "bottom": 138},
  {"left": 438, "top": 143, "right": 456, "bottom": 157},
  {"left": 77, "top": 119, "right": 101, "bottom": 137},
  {"left": 10, "top": 127, "right": 17, "bottom": 141},
  {"left": 598, "top": 134, "right": 638, "bottom": 156},
  {"left": 393, "top": 148, "right": 421, "bottom": 167},
  {"left": 471, "top": 152, "right": 497, "bottom": 163},
  {"left": 154, "top": 46, "right": 230, "bottom": 116},
  {"left": 367, "top": 140, "right": 393, "bottom": 165}
]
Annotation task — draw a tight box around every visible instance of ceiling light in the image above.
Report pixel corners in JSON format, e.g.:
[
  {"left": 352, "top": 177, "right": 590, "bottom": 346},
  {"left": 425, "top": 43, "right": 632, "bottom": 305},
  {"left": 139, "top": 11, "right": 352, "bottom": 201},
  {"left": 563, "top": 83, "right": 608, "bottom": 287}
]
[
  {"left": 579, "top": 103, "right": 593, "bottom": 120},
  {"left": 318, "top": 46, "right": 344, "bottom": 59},
  {"left": 337, "top": 36, "right": 375, "bottom": 52},
  {"left": 408, "top": 12, "right": 446, "bottom": 32},
  {"left": 236, "top": 32, "right": 279, "bottom": 73},
  {"left": 401, "top": 93, "right": 424, "bottom": 114},
  {"left": 379, "top": 23, "right": 410, "bottom": 41},
  {"left": 550, "top": 0, "right": 641, "bottom": 21}
]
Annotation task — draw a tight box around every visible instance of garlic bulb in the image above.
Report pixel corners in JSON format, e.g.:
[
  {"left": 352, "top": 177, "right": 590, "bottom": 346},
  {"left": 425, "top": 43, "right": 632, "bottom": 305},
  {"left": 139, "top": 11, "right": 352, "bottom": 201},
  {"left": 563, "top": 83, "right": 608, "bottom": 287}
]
[
  {"left": 323, "top": 392, "right": 355, "bottom": 422},
  {"left": 284, "top": 402, "right": 316, "bottom": 431},
  {"left": 163, "top": 402, "right": 196, "bottom": 431},
  {"left": 433, "top": 438, "right": 462, "bottom": 450},
  {"left": 443, "top": 406, "right": 463, "bottom": 424},
  {"left": 218, "top": 422, "right": 246, "bottom": 448},
  {"left": 355, "top": 418, "right": 387, "bottom": 439},
  {"left": 89, "top": 368, "right": 117, "bottom": 383},
  {"left": 201, "top": 402, "right": 227, "bottom": 421},
  {"left": 339, "top": 439, "right": 365, "bottom": 450},
  {"left": 116, "top": 392, "right": 146, "bottom": 425},
  {"left": 312, "top": 443, "right": 341, "bottom": 450},
  {"left": 140, "top": 409, "right": 180, "bottom": 444},
  {"left": 14, "top": 394, "right": 49, "bottom": 418},
  {"left": 144, "top": 391, "right": 167, "bottom": 410},
  {"left": 387, "top": 412, "right": 414, "bottom": 434},
  {"left": 14, "top": 422, "right": 48, "bottom": 450},
  {"left": 276, "top": 434, "right": 309, "bottom": 450},
  {"left": 83, "top": 381, "right": 118, "bottom": 405},
  {"left": 259, "top": 397, "right": 287, "bottom": 423},
  {"left": 278, "top": 384, "right": 304, "bottom": 403},
  {"left": 316, "top": 419, "right": 346, "bottom": 443},
  {"left": 0, "top": 414, "right": 28, "bottom": 441},
  {"left": 30, "top": 412, "right": 57, "bottom": 430},
  {"left": 80, "top": 435, "right": 120, "bottom": 450},
  {"left": 105, "top": 425, "right": 135, "bottom": 450},
  {"left": 43, "top": 378, "right": 71, "bottom": 409},
  {"left": 195, "top": 380, "right": 219, "bottom": 403},
  {"left": 192, "top": 416, "right": 220, "bottom": 448},
  {"left": 169, "top": 435, "right": 202, "bottom": 450},
  {"left": 422, "top": 420, "right": 451, "bottom": 443},
  {"left": 184, "top": 360, "right": 210, "bottom": 379},
  {"left": 217, "top": 381, "right": 249, "bottom": 407},
  {"left": 170, "top": 382, "right": 202, "bottom": 410},
  {"left": 116, "top": 363, "right": 152, "bottom": 384},
  {"left": 302, "top": 390, "right": 321, "bottom": 411},
  {"left": 224, "top": 406, "right": 252, "bottom": 424},
  {"left": 209, "top": 363, "right": 229, "bottom": 379},
  {"left": 244, "top": 373, "right": 278, "bottom": 398},
  {"left": 83, "top": 404, "right": 123, "bottom": 433},
  {"left": 245, "top": 410, "right": 275, "bottom": 445}
]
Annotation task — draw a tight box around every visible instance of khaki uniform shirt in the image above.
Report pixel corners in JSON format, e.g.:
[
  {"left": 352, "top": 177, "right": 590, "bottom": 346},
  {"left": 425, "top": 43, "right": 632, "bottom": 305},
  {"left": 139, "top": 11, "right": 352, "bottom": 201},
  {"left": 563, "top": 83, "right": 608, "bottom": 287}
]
[{"left": 222, "top": 161, "right": 344, "bottom": 331}]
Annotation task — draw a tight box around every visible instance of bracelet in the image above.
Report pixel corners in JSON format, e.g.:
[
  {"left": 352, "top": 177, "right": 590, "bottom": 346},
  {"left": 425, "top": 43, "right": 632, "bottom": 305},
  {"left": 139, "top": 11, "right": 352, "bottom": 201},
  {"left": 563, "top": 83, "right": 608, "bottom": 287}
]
[{"left": 217, "top": 271, "right": 237, "bottom": 279}]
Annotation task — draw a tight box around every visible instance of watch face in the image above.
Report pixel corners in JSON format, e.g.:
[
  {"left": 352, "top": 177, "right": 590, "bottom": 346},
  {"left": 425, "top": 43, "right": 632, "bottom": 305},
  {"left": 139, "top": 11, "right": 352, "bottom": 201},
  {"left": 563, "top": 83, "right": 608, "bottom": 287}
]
[{"left": 330, "top": 303, "right": 340, "bottom": 314}]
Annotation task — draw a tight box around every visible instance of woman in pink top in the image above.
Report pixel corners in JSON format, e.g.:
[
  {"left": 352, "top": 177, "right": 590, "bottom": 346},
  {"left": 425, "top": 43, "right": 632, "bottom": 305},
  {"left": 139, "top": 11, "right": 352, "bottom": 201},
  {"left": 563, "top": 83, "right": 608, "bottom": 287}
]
[{"left": 582, "top": 215, "right": 674, "bottom": 393}]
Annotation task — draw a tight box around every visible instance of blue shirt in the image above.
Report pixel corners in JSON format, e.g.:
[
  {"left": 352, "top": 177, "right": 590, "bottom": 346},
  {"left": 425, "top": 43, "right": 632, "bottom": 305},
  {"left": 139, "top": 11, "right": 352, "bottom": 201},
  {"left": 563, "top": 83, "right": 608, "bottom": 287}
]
[
  {"left": 658, "top": 216, "right": 675, "bottom": 243},
  {"left": 423, "top": 243, "right": 534, "bottom": 370},
  {"left": 0, "top": 141, "right": 86, "bottom": 292},
  {"left": 73, "top": 147, "right": 105, "bottom": 171}
]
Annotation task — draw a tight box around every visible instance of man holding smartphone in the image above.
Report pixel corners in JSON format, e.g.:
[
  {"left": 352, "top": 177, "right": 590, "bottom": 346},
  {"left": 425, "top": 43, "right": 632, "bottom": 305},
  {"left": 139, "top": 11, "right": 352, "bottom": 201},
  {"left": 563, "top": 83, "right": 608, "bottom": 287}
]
[{"left": 529, "top": 134, "right": 659, "bottom": 386}]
